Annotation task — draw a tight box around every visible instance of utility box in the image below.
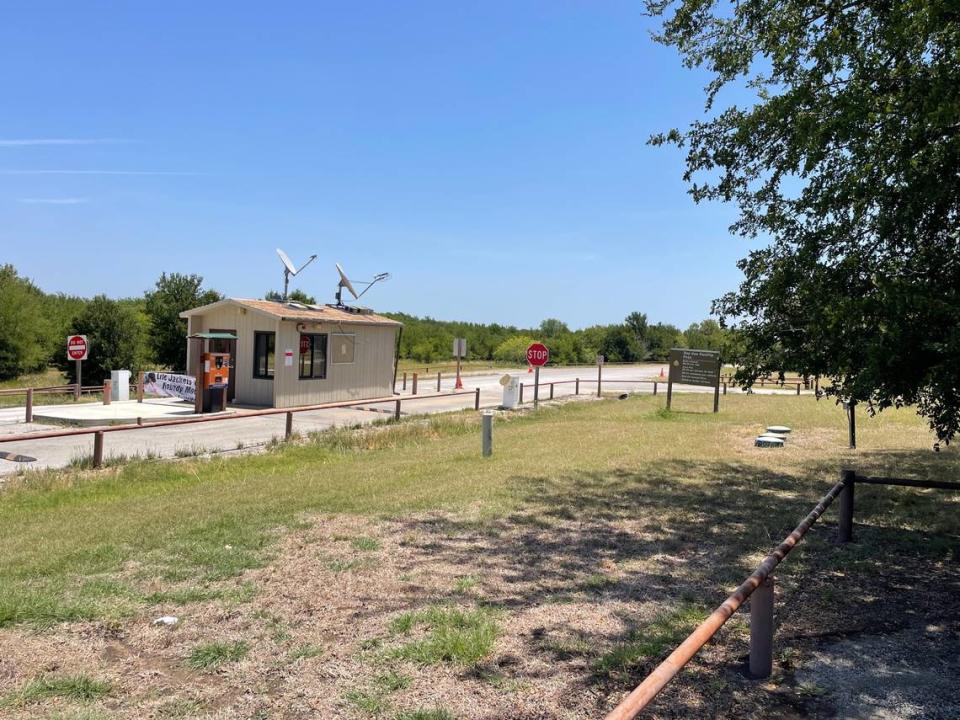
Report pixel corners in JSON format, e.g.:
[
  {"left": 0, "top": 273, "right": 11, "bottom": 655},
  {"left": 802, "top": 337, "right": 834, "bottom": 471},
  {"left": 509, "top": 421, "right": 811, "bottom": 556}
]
[
  {"left": 500, "top": 375, "right": 520, "bottom": 410},
  {"left": 110, "top": 370, "right": 131, "bottom": 402}
]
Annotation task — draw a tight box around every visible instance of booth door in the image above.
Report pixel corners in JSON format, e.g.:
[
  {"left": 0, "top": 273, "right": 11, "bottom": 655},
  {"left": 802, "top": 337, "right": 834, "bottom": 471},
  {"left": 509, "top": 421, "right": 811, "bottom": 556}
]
[{"left": 209, "top": 329, "right": 237, "bottom": 402}]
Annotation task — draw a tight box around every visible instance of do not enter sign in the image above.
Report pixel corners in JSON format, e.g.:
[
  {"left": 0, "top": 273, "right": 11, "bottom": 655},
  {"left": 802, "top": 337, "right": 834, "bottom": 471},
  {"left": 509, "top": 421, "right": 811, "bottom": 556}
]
[
  {"left": 67, "top": 335, "right": 89, "bottom": 361},
  {"left": 526, "top": 342, "right": 549, "bottom": 367}
]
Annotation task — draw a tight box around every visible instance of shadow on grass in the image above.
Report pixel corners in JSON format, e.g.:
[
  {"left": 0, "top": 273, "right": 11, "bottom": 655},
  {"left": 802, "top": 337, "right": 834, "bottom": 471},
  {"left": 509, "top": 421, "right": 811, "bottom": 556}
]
[{"left": 395, "top": 449, "right": 960, "bottom": 718}]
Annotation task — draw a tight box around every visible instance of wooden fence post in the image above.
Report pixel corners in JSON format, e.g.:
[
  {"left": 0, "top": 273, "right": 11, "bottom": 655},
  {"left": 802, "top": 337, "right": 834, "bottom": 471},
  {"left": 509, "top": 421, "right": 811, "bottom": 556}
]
[
  {"left": 474, "top": 387, "right": 480, "bottom": 411},
  {"left": 93, "top": 431, "right": 104, "bottom": 468},
  {"left": 138, "top": 372, "right": 145, "bottom": 402},
  {"left": 575, "top": 378, "right": 580, "bottom": 395},
  {"left": 103, "top": 379, "right": 112, "bottom": 406},
  {"left": 412, "top": 373, "right": 418, "bottom": 395},
  {"left": 550, "top": 383, "right": 554, "bottom": 400},
  {"left": 437, "top": 372, "right": 441, "bottom": 392},
  {"left": 402, "top": 372, "right": 407, "bottom": 391},
  {"left": 519, "top": 383, "right": 524, "bottom": 404},
  {"left": 25, "top": 388, "right": 33, "bottom": 423},
  {"left": 395, "top": 399, "right": 402, "bottom": 421},
  {"left": 285, "top": 412, "right": 294, "bottom": 440}
]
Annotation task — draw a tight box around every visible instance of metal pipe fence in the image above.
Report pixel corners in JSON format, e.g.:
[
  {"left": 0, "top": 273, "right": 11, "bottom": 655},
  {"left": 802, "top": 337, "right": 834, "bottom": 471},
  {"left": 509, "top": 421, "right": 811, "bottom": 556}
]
[{"left": 605, "top": 468, "right": 960, "bottom": 719}]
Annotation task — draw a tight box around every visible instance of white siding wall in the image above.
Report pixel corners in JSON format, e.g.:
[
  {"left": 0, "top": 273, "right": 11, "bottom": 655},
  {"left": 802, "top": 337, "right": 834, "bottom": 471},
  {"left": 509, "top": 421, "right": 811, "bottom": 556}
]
[{"left": 273, "top": 322, "right": 398, "bottom": 408}]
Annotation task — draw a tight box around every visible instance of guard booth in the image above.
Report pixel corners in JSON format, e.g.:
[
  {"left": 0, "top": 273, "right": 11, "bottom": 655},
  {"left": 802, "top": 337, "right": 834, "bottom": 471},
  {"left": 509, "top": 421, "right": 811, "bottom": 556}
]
[{"left": 187, "top": 332, "right": 237, "bottom": 414}]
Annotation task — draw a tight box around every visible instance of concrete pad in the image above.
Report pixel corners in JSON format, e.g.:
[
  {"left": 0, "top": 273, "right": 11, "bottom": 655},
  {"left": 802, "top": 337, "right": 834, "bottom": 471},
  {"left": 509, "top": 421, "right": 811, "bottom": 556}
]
[{"left": 32, "top": 397, "right": 223, "bottom": 426}]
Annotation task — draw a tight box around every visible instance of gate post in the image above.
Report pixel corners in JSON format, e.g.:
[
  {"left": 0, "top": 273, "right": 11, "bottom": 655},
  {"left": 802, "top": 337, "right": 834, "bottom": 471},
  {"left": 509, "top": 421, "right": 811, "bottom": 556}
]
[{"left": 25, "top": 388, "right": 33, "bottom": 423}]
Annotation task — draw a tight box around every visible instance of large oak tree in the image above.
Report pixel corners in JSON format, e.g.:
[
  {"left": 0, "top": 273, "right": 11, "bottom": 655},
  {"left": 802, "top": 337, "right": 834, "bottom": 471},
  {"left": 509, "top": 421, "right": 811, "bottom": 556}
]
[{"left": 648, "top": 0, "right": 960, "bottom": 442}]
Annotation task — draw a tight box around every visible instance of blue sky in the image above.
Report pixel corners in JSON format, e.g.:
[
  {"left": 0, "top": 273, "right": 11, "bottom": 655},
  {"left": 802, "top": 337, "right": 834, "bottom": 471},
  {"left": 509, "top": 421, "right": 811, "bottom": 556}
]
[{"left": 1, "top": 1, "right": 750, "bottom": 329}]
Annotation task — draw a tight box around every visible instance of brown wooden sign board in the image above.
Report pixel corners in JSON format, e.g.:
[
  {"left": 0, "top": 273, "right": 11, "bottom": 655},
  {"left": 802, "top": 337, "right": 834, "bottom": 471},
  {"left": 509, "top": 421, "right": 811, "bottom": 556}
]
[{"left": 666, "top": 348, "right": 721, "bottom": 412}]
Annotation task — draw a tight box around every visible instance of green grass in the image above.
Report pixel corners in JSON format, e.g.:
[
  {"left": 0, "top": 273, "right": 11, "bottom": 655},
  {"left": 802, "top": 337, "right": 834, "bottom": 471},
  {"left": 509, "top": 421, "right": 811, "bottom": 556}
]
[
  {"left": 186, "top": 640, "right": 249, "bottom": 669},
  {"left": 389, "top": 605, "right": 500, "bottom": 666},
  {"left": 0, "top": 394, "right": 957, "bottom": 628},
  {"left": 351, "top": 536, "right": 382, "bottom": 551},
  {"left": 594, "top": 604, "right": 709, "bottom": 677},
  {"left": 2, "top": 675, "right": 111, "bottom": 706},
  {"left": 288, "top": 643, "right": 324, "bottom": 661},
  {"left": 344, "top": 688, "right": 388, "bottom": 713},
  {"left": 394, "top": 709, "right": 455, "bottom": 720}
]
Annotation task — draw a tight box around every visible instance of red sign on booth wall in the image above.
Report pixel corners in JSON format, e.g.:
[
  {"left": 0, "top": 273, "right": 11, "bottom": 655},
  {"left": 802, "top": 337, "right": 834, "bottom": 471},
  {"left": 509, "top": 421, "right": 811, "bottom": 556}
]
[
  {"left": 526, "top": 342, "right": 549, "bottom": 367},
  {"left": 299, "top": 335, "right": 310, "bottom": 354}
]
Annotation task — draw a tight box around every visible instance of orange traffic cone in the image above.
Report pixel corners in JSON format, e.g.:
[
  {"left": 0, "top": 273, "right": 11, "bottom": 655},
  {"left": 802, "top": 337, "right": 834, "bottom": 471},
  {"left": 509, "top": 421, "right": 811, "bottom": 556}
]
[{"left": 528, "top": 365, "right": 533, "bottom": 373}]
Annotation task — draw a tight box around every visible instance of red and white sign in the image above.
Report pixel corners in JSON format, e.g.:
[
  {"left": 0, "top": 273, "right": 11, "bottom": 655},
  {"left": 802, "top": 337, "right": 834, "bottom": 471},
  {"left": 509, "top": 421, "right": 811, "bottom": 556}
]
[
  {"left": 526, "top": 342, "right": 549, "bottom": 367},
  {"left": 299, "top": 335, "right": 311, "bottom": 354},
  {"left": 67, "top": 335, "right": 89, "bottom": 361}
]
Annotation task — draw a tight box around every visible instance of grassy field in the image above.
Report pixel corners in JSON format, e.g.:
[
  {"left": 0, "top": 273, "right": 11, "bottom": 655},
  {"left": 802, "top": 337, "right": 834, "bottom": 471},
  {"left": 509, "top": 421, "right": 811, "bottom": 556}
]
[{"left": 0, "top": 393, "right": 957, "bottom": 718}]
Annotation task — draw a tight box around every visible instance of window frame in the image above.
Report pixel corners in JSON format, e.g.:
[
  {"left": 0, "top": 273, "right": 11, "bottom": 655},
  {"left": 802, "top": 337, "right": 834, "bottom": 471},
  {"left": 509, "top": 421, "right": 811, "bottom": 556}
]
[
  {"left": 298, "top": 333, "right": 329, "bottom": 380},
  {"left": 252, "top": 331, "right": 276, "bottom": 380},
  {"left": 330, "top": 332, "right": 356, "bottom": 365}
]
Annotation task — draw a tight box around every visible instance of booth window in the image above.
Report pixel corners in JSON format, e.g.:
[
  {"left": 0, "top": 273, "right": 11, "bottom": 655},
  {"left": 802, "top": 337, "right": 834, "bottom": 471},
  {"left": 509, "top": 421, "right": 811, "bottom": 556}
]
[
  {"left": 253, "top": 332, "right": 275, "bottom": 379},
  {"left": 331, "top": 333, "right": 355, "bottom": 364},
  {"left": 299, "top": 334, "right": 328, "bottom": 379}
]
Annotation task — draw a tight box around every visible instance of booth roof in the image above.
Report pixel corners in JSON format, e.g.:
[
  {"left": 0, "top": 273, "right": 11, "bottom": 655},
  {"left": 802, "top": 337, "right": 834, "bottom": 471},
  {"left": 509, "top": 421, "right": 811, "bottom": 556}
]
[{"left": 180, "top": 298, "right": 402, "bottom": 327}]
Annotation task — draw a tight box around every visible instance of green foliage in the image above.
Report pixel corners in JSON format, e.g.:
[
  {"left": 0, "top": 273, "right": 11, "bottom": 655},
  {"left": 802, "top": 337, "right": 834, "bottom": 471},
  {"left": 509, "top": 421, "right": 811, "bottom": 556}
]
[
  {"left": 187, "top": 640, "right": 249, "bottom": 669},
  {"left": 0, "top": 265, "right": 49, "bottom": 379},
  {"left": 389, "top": 605, "right": 499, "bottom": 666},
  {"left": 594, "top": 604, "right": 707, "bottom": 677},
  {"left": 645, "top": 322, "right": 685, "bottom": 360},
  {"left": 264, "top": 288, "right": 315, "bottom": 304},
  {"left": 649, "top": 0, "right": 960, "bottom": 441},
  {"left": 3, "top": 675, "right": 110, "bottom": 705},
  {"left": 492, "top": 335, "right": 538, "bottom": 364},
  {"left": 58, "top": 295, "right": 148, "bottom": 383},
  {"left": 145, "top": 273, "right": 221, "bottom": 370}
]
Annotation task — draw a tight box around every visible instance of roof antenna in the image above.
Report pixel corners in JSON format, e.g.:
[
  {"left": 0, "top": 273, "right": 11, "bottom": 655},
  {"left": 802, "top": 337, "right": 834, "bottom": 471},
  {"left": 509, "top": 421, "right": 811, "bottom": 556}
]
[
  {"left": 276, "top": 249, "right": 318, "bottom": 302},
  {"left": 335, "top": 263, "right": 390, "bottom": 306}
]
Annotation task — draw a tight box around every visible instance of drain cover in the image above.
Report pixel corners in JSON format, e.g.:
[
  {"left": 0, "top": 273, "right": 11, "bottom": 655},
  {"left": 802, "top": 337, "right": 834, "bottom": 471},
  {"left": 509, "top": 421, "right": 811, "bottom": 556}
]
[
  {"left": 766, "top": 425, "right": 792, "bottom": 434},
  {"left": 755, "top": 436, "right": 785, "bottom": 448}
]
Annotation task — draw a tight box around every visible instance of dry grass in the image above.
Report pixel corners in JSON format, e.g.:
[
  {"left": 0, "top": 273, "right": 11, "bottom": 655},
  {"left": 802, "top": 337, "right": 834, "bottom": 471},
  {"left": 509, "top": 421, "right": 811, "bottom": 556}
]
[{"left": 0, "top": 394, "right": 957, "bottom": 718}]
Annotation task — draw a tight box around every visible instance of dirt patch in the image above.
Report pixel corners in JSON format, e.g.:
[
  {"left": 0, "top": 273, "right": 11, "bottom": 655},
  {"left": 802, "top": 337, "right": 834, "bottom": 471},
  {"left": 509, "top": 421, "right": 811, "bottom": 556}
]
[
  {"left": 1, "top": 494, "right": 958, "bottom": 719},
  {"left": 795, "top": 623, "right": 960, "bottom": 719}
]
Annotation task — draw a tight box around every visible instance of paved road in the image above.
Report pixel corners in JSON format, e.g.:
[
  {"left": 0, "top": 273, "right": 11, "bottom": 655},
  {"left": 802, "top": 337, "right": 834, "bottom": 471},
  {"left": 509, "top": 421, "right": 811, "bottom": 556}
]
[{"left": 0, "top": 364, "right": 809, "bottom": 477}]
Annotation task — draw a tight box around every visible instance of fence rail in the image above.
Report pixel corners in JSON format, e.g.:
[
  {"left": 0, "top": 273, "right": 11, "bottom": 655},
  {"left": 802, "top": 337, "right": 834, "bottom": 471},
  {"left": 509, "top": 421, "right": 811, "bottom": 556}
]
[
  {"left": 605, "top": 469, "right": 960, "bottom": 719},
  {"left": 0, "top": 388, "right": 482, "bottom": 468}
]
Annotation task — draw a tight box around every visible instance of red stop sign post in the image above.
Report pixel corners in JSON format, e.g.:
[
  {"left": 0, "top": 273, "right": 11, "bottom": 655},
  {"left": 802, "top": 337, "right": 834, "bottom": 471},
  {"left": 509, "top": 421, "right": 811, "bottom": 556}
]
[
  {"left": 526, "top": 343, "right": 549, "bottom": 408},
  {"left": 67, "top": 335, "right": 89, "bottom": 400}
]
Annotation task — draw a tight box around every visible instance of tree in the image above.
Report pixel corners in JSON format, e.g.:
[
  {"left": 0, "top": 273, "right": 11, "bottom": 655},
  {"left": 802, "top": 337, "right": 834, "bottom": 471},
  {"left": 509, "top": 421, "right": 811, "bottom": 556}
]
[
  {"left": 145, "top": 273, "right": 221, "bottom": 369},
  {"left": 61, "top": 295, "right": 147, "bottom": 383},
  {"left": 684, "top": 320, "right": 726, "bottom": 353},
  {"left": 493, "top": 335, "right": 537, "bottom": 364},
  {"left": 0, "top": 265, "right": 49, "bottom": 379},
  {"left": 648, "top": 0, "right": 960, "bottom": 442},
  {"left": 624, "top": 311, "right": 650, "bottom": 359},
  {"left": 539, "top": 318, "right": 569, "bottom": 338},
  {"left": 645, "top": 323, "right": 684, "bottom": 361},
  {"left": 599, "top": 325, "right": 643, "bottom": 363},
  {"left": 265, "top": 288, "right": 316, "bottom": 304}
]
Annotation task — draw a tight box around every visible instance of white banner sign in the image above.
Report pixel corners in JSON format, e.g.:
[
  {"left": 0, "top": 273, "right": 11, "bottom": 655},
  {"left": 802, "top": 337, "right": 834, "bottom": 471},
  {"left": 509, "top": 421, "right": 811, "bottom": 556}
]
[{"left": 143, "top": 372, "right": 196, "bottom": 402}]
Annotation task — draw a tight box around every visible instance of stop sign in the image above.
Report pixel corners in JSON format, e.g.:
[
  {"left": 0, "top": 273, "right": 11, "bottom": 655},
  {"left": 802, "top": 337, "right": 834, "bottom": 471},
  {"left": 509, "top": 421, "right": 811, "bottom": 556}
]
[
  {"left": 67, "top": 335, "right": 89, "bottom": 361},
  {"left": 526, "top": 342, "right": 549, "bottom": 367}
]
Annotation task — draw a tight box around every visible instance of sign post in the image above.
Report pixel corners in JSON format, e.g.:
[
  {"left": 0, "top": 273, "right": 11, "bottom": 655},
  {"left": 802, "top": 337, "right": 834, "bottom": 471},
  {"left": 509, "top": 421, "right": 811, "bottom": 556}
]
[
  {"left": 596, "top": 354, "right": 605, "bottom": 397},
  {"left": 67, "top": 335, "right": 89, "bottom": 400},
  {"left": 666, "top": 348, "right": 722, "bottom": 412},
  {"left": 526, "top": 343, "right": 549, "bottom": 408},
  {"left": 452, "top": 338, "right": 467, "bottom": 390}
]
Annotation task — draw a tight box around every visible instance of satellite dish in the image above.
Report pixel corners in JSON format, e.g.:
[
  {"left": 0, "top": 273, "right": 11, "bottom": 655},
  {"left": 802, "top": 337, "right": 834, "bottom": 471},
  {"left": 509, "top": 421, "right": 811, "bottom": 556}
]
[
  {"left": 276, "top": 248, "right": 318, "bottom": 302},
  {"left": 277, "top": 248, "right": 297, "bottom": 275},
  {"left": 333, "top": 263, "right": 391, "bottom": 306},
  {"left": 336, "top": 263, "right": 359, "bottom": 300}
]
